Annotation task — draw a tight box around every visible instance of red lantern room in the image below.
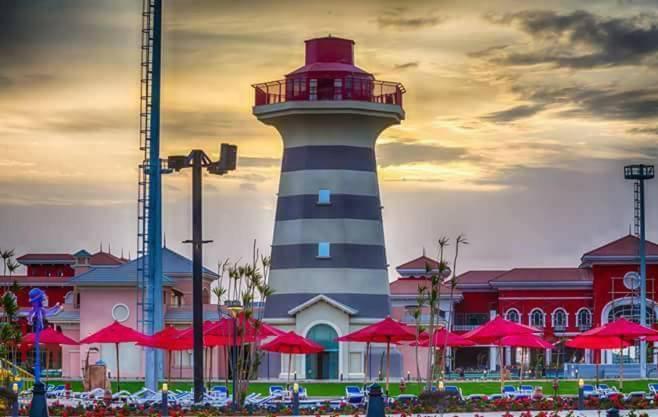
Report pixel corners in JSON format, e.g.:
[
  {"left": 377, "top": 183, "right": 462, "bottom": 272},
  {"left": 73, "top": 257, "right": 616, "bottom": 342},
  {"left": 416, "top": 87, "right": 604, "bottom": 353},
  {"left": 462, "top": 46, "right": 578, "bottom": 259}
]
[{"left": 253, "top": 36, "right": 405, "bottom": 106}]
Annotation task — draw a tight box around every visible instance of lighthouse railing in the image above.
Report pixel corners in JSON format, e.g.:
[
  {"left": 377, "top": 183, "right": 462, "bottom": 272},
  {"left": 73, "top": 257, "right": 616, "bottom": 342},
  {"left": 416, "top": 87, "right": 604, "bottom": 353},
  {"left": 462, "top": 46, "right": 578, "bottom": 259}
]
[{"left": 253, "top": 78, "right": 404, "bottom": 106}]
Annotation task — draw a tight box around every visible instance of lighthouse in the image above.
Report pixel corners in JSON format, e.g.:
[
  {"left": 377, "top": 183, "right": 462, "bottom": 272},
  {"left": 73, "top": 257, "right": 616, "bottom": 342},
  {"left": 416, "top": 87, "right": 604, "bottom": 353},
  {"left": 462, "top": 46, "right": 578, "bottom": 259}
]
[{"left": 253, "top": 36, "right": 405, "bottom": 380}]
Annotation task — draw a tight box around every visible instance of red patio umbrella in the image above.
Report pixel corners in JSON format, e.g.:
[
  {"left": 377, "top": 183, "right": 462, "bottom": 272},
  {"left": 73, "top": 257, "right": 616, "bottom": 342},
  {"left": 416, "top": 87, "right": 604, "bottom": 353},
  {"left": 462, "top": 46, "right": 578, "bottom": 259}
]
[
  {"left": 415, "top": 328, "right": 476, "bottom": 347},
  {"left": 22, "top": 328, "right": 78, "bottom": 384},
  {"left": 138, "top": 326, "right": 190, "bottom": 383},
  {"left": 499, "top": 334, "right": 553, "bottom": 350},
  {"left": 464, "top": 317, "right": 539, "bottom": 389},
  {"left": 22, "top": 327, "right": 78, "bottom": 346},
  {"left": 260, "top": 331, "right": 324, "bottom": 386},
  {"left": 203, "top": 314, "right": 284, "bottom": 345},
  {"left": 499, "top": 334, "right": 553, "bottom": 383},
  {"left": 337, "top": 316, "right": 416, "bottom": 392},
  {"left": 79, "top": 321, "right": 147, "bottom": 391},
  {"left": 577, "top": 318, "right": 657, "bottom": 388},
  {"left": 566, "top": 335, "right": 632, "bottom": 388}
]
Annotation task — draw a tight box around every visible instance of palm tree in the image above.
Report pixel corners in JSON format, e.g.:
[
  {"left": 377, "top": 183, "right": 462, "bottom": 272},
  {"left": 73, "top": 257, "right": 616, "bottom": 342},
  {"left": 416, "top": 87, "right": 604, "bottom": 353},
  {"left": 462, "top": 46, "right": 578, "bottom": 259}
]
[
  {"left": 1, "top": 249, "right": 15, "bottom": 291},
  {"left": 441, "top": 234, "right": 468, "bottom": 381},
  {"left": 424, "top": 237, "right": 450, "bottom": 391},
  {"left": 6, "top": 261, "right": 19, "bottom": 279}
]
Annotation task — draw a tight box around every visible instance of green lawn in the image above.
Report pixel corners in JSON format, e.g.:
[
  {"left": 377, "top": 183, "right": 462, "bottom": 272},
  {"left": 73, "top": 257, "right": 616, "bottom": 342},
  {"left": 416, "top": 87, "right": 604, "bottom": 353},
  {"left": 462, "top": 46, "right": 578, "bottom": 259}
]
[{"left": 44, "top": 379, "right": 658, "bottom": 397}]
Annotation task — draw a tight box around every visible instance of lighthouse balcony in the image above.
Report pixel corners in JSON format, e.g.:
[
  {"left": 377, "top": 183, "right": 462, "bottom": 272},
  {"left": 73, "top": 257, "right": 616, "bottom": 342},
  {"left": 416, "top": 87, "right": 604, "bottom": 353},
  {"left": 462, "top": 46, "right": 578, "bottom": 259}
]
[{"left": 253, "top": 77, "right": 405, "bottom": 107}]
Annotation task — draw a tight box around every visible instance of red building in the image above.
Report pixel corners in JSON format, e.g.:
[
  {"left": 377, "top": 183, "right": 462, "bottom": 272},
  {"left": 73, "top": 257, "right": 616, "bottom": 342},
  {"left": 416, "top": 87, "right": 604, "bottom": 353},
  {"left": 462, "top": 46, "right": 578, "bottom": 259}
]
[
  {"left": 390, "top": 234, "right": 658, "bottom": 375},
  {"left": 1, "top": 249, "right": 127, "bottom": 312}
]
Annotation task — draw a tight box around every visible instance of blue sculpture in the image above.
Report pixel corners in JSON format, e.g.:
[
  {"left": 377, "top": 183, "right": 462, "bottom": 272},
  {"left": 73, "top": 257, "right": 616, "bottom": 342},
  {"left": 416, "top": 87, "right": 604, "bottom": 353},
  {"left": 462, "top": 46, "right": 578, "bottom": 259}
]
[
  {"left": 27, "top": 288, "right": 61, "bottom": 417},
  {"left": 28, "top": 288, "right": 62, "bottom": 383}
]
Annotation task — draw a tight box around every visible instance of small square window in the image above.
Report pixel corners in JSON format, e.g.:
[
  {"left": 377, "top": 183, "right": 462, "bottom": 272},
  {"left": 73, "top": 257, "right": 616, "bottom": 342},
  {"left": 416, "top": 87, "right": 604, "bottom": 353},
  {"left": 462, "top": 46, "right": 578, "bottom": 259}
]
[
  {"left": 317, "top": 242, "right": 331, "bottom": 258},
  {"left": 317, "top": 189, "right": 331, "bottom": 205}
]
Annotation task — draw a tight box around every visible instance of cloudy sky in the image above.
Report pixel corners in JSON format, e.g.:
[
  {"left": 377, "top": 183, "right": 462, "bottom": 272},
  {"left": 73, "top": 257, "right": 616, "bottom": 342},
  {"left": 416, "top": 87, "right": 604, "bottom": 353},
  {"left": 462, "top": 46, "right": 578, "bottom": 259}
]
[{"left": 0, "top": 0, "right": 657, "bottom": 277}]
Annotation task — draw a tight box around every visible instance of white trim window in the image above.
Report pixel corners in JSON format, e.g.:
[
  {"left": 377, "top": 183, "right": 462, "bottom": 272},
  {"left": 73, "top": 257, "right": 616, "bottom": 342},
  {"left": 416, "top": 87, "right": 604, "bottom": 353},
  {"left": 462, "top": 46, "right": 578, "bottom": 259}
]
[
  {"left": 552, "top": 308, "right": 568, "bottom": 331},
  {"left": 529, "top": 308, "right": 545, "bottom": 328},
  {"left": 505, "top": 308, "right": 520, "bottom": 323},
  {"left": 577, "top": 308, "right": 592, "bottom": 331}
]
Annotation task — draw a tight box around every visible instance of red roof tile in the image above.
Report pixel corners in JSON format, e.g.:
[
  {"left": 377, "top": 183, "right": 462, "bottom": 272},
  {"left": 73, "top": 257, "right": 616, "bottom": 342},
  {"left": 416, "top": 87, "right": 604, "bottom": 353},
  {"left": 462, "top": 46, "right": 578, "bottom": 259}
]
[
  {"left": 390, "top": 277, "right": 457, "bottom": 295},
  {"left": 396, "top": 255, "right": 440, "bottom": 271},
  {"left": 456, "top": 270, "right": 506, "bottom": 286},
  {"left": 0, "top": 275, "right": 74, "bottom": 285},
  {"left": 17, "top": 254, "right": 75, "bottom": 263},
  {"left": 582, "top": 234, "right": 658, "bottom": 258},
  {"left": 491, "top": 268, "right": 592, "bottom": 283},
  {"left": 89, "top": 251, "right": 126, "bottom": 266}
]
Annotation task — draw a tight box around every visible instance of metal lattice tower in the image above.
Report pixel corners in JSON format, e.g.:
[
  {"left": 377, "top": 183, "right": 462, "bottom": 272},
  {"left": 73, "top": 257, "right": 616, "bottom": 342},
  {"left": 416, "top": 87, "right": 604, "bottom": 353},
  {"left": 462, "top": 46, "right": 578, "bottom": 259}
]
[
  {"left": 137, "top": 0, "right": 167, "bottom": 390},
  {"left": 634, "top": 180, "right": 641, "bottom": 237}
]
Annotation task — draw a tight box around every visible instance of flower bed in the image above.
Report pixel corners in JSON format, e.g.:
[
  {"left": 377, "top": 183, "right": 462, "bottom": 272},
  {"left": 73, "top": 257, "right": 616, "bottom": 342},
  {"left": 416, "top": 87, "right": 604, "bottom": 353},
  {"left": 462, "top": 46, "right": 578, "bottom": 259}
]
[{"left": 11, "top": 396, "right": 658, "bottom": 417}]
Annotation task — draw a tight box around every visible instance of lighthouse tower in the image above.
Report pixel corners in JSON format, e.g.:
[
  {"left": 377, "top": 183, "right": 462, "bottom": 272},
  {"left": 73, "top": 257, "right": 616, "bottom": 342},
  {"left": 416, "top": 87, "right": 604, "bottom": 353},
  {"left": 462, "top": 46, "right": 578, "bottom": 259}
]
[{"left": 253, "top": 36, "right": 405, "bottom": 380}]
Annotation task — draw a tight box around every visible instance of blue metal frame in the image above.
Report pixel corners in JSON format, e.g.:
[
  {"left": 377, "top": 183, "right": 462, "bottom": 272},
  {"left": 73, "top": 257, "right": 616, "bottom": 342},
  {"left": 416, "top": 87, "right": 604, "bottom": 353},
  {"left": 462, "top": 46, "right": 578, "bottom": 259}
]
[{"left": 138, "top": 0, "right": 164, "bottom": 390}]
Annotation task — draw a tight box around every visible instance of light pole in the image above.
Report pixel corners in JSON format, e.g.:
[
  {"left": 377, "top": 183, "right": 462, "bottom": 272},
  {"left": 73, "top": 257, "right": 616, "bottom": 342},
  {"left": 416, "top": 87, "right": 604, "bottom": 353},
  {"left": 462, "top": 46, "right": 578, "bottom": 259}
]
[
  {"left": 168, "top": 144, "right": 237, "bottom": 403},
  {"left": 624, "top": 164, "right": 655, "bottom": 379}
]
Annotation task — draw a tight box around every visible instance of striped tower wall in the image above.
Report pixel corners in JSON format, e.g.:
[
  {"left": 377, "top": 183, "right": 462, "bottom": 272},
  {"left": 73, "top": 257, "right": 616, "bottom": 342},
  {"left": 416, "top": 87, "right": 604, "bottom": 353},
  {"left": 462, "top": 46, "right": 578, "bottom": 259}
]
[{"left": 255, "top": 106, "right": 403, "bottom": 320}]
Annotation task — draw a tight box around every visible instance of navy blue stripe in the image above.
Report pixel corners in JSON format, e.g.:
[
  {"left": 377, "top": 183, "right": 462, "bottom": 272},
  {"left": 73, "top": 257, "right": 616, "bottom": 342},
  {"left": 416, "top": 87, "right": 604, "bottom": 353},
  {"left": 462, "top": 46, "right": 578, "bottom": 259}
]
[
  {"left": 263, "top": 293, "right": 391, "bottom": 318},
  {"left": 281, "top": 146, "right": 376, "bottom": 172},
  {"left": 270, "top": 243, "right": 387, "bottom": 270},
  {"left": 276, "top": 194, "right": 382, "bottom": 221}
]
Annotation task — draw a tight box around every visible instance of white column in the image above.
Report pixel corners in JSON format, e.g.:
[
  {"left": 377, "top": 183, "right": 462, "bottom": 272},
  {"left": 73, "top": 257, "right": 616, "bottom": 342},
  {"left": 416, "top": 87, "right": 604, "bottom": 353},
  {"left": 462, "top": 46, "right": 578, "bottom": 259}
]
[
  {"left": 489, "top": 346, "right": 498, "bottom": 371},
  {"left": 489, "top": 309, "right": 498, "bottom": 371},
  {"left": 654, "top": 342, "right": 658, "bottom": 365},
  {"left": 505, "top": 347, "right": 511, "bottom": 365},
  {"left": 545, "top": 349, "right": 551, "bottom": 366}
]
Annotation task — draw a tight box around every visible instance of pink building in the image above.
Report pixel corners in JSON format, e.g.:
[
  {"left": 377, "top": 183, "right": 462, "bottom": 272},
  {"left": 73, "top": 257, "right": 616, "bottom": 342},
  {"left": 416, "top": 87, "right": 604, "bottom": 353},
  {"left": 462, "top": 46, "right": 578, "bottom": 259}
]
[{"left": 36, "top": 247, "right": 221, "bottom": 380}]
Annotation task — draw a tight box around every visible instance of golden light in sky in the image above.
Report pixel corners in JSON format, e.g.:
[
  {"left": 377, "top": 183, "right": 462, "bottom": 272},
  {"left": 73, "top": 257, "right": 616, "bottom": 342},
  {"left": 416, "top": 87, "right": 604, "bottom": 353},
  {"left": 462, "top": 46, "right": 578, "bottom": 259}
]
[{"left": 0, "top": 0, "right": 656, "bottom": 274}]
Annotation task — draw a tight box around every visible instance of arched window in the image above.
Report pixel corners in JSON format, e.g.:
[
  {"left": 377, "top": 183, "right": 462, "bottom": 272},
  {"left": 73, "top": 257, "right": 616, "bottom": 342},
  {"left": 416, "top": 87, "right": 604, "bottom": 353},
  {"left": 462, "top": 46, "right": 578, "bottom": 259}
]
[
  {"left": 607, "top": 304, "right": 655, "bottom": 324},
  {"left": 505, "top": 309, "right": 520, "bottom": 323},
  {"left": 64, "top": 291, "right": 74, "bottom": 305},
  {"left": 552, "top": 308, "right": 567, "bottom": 331},
  {"left": 577, "top": 308, "right": 592, "bottom": 330},
  {"left": 530, "top": 309, "right": 545, "bottom": 328}
]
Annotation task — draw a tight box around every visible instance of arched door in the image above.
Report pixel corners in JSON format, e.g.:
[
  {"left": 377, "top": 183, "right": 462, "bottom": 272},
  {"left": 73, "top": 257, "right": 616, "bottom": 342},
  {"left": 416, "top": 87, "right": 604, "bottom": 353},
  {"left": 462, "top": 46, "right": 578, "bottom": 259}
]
[{"left": 305, "top": 324, "right": 338, "bottom": 380}]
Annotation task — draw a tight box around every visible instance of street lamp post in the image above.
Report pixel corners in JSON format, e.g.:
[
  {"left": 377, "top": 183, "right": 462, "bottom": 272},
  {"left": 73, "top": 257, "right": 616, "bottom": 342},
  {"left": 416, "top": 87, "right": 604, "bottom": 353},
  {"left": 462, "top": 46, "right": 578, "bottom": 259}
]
[
  {"left": 168, "top": 144, "right": 237, "bottom": 403},
  {"left": 624, "top": 164, "right": 655, "bottom": 379}
]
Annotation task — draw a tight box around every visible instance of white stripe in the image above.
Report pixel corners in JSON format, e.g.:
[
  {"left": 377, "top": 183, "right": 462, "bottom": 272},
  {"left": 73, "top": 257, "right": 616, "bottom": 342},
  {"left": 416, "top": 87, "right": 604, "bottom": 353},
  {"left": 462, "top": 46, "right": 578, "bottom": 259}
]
[
  {"left": 273, "top": 219, "right": 384, "bottom": 245},
  {"left": 278, "top": 170, "right": 379, "bottom": 197},
  {"left": 268, "top": 268, "right": 390, "bottom": 295}
]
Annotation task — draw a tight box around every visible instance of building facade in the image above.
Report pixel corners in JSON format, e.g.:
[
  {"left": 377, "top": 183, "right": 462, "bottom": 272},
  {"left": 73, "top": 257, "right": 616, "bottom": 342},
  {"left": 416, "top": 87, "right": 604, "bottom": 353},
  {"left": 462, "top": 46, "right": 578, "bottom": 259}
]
[
  {"left": 1, "top": 247, "right": 219, "bottom": 380},
  {"left": 391, "top": 235, "right": 658, "bottom": 377}
]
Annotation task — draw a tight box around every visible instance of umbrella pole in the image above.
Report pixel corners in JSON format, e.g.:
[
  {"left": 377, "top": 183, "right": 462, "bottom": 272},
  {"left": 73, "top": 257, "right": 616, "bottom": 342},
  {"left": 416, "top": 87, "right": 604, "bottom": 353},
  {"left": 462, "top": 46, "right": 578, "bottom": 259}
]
[
  {"left": 499, "top": 342, "right": 504, "bottom": 391},
  {"left": 168, "top": 350, "right": 172, "bottom": 386},
  {"left": 116, "top": 342, "right": 120, "bottom": 392},
  {"left": 45, "top": 347, "right": 50, "bottom": 385},
  {"left": 287, "top": 353, "right": 292, "bottom": 390},
  {"left": 619, "top": 340, "right": 624, "bottom": 390},
  {"left": 180, "top": 351, "right": 183, "bottom": 379},
  {"left": 364, "top": 342, "right": 370, "bottom": 385},
  {"left": 385, "top": 341, "right": 391, "bottom": 395}
]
